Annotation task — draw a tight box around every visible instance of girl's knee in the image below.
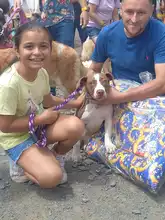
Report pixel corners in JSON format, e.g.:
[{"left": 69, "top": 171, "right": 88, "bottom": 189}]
[
  {"left": 68, "top": 116, "right": 85, "bottom": 136},
  {"left": 37, "top": 167, "right": 63, "bottom": 188}
]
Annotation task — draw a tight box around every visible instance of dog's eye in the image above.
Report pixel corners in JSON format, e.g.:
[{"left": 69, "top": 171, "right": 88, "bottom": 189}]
[
  {"left": 101, "top": 80, "right": 108, "bottom": 84},
  {"left": 92, "top": 80, "right": 97, "bottom": 84},
  {"left": 88, "top": 81, "right": 93, "bottom": 85},
  {"left": 88, "top": 80, "right": 96, "bottom": 85}
]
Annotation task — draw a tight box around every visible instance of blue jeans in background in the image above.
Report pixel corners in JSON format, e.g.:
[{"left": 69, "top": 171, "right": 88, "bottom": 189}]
[
  {"left": 74, "top": 18, "right": 87, "bottom": 44},
  {"left": 48, "top": 19, "right": 74, "bottom": 48},
  {"left": 86, "top": 26, "right": 101, "bottom": 39}
]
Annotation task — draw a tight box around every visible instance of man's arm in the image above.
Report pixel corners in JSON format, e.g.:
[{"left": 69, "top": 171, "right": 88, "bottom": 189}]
[
  {"left": 92, "top": 27, "right": 165, "bottom": 104},
  {"left": 113, "top": 63, "right": 165, "bottom": 103},
  {"left": 89, "top": 61, "right": 104, "bottom": 72},
  {"left": 89, "top": 62, "right": 165, "bottom": 104},
  {"left": 105, "top": 31, "right": 165, "bottom": 104},
  {"left": 43, "top": 93, "right": 84, "bottom": 109},
  {"left": 102, "top": 63, "right": 165, "bottom": 105}
]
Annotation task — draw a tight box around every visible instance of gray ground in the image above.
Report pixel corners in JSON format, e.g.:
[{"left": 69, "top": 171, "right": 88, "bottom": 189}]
[{"left": 1, "top": 33, "right": 165, "bottom": 220}]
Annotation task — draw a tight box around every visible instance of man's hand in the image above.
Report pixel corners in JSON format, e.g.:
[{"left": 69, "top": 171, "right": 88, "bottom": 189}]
[
  {"left": 75, "top": 93, "right": 85, "bottom": 108},
  {"left": 98, "top": 87, "right": 123, "bottom": 105},
  {"left": 80, "top": 11, "right": 89, "bottom": 28},
  {"left": 68, "top": 93, "right": 85, "bottom": 109}
]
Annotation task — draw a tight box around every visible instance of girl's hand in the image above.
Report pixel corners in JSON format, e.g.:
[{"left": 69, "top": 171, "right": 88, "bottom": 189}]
[
  {"left": 67, "top": 93, "right": 85, "bottom": 109},
  {"left": 37, "top": 108, "right": 60, "bottom": 125},
  {"left": 75, "top": 93, "right": 85, "bottom": 108}
]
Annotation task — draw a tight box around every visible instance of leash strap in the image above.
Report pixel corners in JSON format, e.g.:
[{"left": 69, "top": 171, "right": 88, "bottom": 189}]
[
  {"left": 29, "top": 86, "right": 82, "bottom": 148},
  {"left": 0, "top": 7, "right": 28, "bottom": 36}
]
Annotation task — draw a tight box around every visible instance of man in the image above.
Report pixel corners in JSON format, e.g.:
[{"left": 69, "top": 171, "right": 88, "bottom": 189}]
[{"left": 90, "top": 0, "right": 165, "bottom": 103}]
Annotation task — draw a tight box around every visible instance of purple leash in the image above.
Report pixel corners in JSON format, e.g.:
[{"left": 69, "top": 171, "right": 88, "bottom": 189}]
[
  {"left": 29, "top": 86, "right": 82, "bottom": 148},
  {"left": 0, "top": 7, "right": 28, "bottom": 36}
]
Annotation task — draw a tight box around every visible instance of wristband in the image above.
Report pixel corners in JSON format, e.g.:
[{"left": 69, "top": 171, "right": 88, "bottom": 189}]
[
  {"left": 81, "top": 6, "right": 90, "bottom": 12},
  {"left": 100, "top": 20, "right": 105, "bottom": 27}
]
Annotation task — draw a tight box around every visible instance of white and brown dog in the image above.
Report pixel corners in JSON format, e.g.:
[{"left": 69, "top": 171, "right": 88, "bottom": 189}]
[
  {"left": 81, "top": 37, "right": 95, "bottom": 62},
  {"left": 81, "top": 37, "right": 111, "bottom": 74},
  {"left": 67, "top": 70, "right": 116, "bottom": 162}
]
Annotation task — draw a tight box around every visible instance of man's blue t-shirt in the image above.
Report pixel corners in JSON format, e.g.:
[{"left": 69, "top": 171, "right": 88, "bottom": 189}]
[{"left": 91, "top": 18, "right": 165, "bottom": 83}]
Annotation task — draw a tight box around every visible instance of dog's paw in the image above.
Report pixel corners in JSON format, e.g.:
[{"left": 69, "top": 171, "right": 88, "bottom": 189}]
[
  {"left": 65, "top": 149, "right": 82, "bottom": 162},
  {"left": 71, "top": 153, "right": 82, "bottom": 162},
  {"left": 65, "top": 150, "right": 73, "bottom": 161},
  {"left": 105, "top": 143, "right": 116, "bottom": 154}
]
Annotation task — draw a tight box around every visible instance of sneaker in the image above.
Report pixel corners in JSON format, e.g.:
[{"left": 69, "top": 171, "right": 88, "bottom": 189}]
[
  {"left": 9, "top": 155, "right": 68, "bottom": 185},
  {"left": 56, "top": 154, "right": 68, "bottom": 184},
  {"left": 9, "top": 157, "right": 29, "bottom": 183}
]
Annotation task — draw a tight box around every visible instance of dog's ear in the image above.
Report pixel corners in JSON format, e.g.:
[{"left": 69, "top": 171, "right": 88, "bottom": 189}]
[
  {"left": 105, "top": 73, "right": 115, "bottom": 86},
  {"left": 76, "top": 76, "right": 87, "bottom": 88},
  {"left": 105, "top": 73, "right": 113, "bottom": 81}
]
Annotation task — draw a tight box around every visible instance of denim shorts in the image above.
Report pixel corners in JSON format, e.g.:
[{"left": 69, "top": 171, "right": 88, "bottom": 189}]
[
  {"left": 86, "top": 26, "right": 101, "bottom": 39},
  {"left": 6, "top": 137, "right": 36, "bottom": 163}
]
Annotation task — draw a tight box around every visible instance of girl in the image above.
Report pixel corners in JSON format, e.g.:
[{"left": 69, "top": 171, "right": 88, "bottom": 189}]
[{"left": 0, "top": 21, "right": 84, "bottom": 188}]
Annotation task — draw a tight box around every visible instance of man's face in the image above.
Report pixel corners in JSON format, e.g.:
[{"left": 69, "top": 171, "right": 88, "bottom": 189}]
[{"left": 121, "top": 0, "right": 153, "bottom": 37}]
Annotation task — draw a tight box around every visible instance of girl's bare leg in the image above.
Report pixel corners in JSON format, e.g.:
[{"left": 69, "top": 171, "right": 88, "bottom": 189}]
[
  {"left": 17, "top": 145, "right": 62, "bottom": 188},
  {"left": 46, "top": 115, "right": 85, "bottom": 154},
  {"left": 16, "top": 115, "right": 84, "bottom": 188}
]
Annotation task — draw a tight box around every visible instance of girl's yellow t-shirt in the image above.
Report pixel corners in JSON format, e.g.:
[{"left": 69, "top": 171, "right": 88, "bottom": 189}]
[{"left": 0, "top": 64, "right": 50, "bottom": 150}]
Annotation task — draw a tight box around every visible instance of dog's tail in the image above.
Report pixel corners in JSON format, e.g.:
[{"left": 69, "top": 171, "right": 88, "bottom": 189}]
[
  {"left": 80, "top": 61, "right": 88, "bottom": 78},
  {"left": 81, "top": 37, "right": 95, "bottom": 62}
]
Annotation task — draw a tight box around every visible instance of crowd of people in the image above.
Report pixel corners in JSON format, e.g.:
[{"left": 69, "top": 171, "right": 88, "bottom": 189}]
[
  {"left": 4, "top": 0, "right": 121, "bottom": 48},
  {"left": 1, "top": 0, "right": 165, "bottom": 48},
  {"left": 0, "top": 0, "right": 165, "bottom": 190}
]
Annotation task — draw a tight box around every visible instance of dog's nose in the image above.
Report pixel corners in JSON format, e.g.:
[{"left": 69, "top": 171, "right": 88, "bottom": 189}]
[{"left": 96, "top": 90, "right": 104, "bottom": 96}]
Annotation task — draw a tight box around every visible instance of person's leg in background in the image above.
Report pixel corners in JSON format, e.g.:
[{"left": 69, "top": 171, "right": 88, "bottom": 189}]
[
  {"left": 86, "top": 26, "right": 111, "bottom": 73},
  {"left": 39, "top": 0, "right": 43, "bottom": 12},
  {"left": 76, "top": 18, "right": 88, "bottom": 44},
  {"left": 48, "top": 19, "right": 74, "bottom": 48},
  {"left": 47, "top": 19, "right": 74, "bottom": 95},
  {"left": 85, "top": 26, "right": 101, "bottom": 44}
]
